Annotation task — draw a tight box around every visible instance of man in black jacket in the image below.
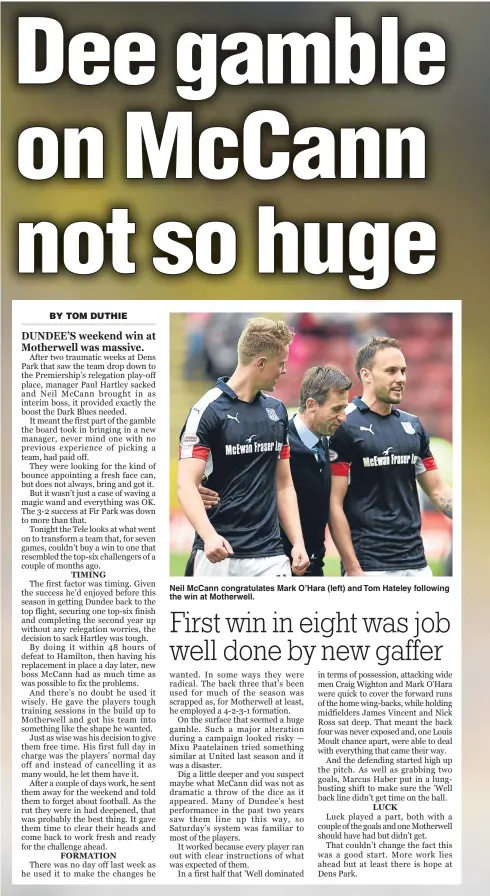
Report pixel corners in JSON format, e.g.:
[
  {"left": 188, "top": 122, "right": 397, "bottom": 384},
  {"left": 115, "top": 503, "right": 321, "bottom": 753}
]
[
  {"left": 281, "top": 366, "right": 351, "bottom": 575},
  {"left": 200, "top": 366, "right": 351, "bottom": 576}
]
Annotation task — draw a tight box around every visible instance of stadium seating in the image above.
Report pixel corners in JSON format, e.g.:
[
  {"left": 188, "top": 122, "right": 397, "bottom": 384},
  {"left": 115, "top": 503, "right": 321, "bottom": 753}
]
[{"left": 177, "top": 311, "right": 453, "bottom": 442}]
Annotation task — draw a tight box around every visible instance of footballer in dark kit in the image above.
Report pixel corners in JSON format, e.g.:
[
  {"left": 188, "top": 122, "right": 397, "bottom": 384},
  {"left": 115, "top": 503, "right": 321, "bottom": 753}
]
[{"left": 329, "top": 337, "right": 452, "bottom": 576}]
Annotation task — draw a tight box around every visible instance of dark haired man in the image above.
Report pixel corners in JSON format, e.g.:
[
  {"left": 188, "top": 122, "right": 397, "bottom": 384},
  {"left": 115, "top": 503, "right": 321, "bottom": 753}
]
[
  {"left": 201, "top": 366, "right": 352, "bottom": 576},
  {"left": 329, "top": 337, "right": 452, "bottom": 576}
]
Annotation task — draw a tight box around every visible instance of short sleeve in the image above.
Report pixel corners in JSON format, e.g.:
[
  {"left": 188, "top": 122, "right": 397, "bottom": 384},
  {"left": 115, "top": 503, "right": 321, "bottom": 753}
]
[
  {"left": 179, "top": 405, "right": 218, "bottom": 461},
  {"left": 415, "top": 422, "right": 437, "bottom": 474},
  {"left": 328, "top": 424, "right": 355, "bottom": 477}
]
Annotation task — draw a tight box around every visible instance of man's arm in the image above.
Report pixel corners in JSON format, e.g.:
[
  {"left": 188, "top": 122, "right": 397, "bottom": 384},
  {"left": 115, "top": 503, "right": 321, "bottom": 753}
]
[
  {"left": 178, "top": 458, "right": 233, "bottom": 562},
  {"left": 417, "top": 469, "right": 453, "bottom": 519},
  {"left": 329, "top": 476, "right": 364, "bottom": 576},
  {"left": 275, "top": 460, "right": 309, "bottom": 575}
]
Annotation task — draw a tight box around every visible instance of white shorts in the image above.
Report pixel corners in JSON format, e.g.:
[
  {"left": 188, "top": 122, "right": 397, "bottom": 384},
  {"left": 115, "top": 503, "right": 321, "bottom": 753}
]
[
  {"left": 193, "top": 551, "right": 292, "bottom": 577},
  {"left": 363, "top": 566, "right": 433, "bottom": 577}
]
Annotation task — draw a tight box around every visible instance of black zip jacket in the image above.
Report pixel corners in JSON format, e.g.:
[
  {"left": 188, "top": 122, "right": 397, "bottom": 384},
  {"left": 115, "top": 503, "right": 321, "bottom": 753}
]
[{"left": 281, "top": 416, "right": 331, "bottom": 567}]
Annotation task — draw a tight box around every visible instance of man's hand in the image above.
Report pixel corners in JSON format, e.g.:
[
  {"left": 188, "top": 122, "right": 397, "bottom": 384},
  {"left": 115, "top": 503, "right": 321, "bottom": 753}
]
[
  {"left": 203, "top": 534, "right": 233, "bottom": 563},
  {"left": 345, "top": 564, "right": 365, "bottom": 577},
  {"left": 198, "top": 484, "right": 220, "bottom": 510},
  {"left": 291, "top": 545, "right": 310, "bottom": 576}
]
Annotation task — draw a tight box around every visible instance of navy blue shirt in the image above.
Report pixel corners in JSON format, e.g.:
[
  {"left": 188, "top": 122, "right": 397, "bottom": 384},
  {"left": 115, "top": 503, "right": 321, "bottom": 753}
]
[
  {"left": 179, "top": 378, "right": 290, "bottom": 558},
  {"left": 329, "top": 397, "right": 437, "bottom": 572}
]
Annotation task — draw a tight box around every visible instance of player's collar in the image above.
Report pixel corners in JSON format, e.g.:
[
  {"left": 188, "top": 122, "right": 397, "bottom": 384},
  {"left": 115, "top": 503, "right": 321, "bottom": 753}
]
[
  {"left": 216, "top": 377, "right": 238, "bottom": 400},
  {"left": 354, "top": 396, "right": 400, "bottom": 417},
  {"left": 217, "top": 376, "right": 263, "bottom": 403}
]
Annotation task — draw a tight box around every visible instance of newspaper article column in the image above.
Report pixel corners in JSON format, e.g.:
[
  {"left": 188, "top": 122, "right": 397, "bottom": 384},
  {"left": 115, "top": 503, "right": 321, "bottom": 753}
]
[{"left": 12, "top": 300, "right": 165, "bottom": 884}]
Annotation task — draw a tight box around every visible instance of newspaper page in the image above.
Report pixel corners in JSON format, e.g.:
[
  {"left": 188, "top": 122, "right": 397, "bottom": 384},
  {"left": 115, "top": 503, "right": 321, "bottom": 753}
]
[
  {"left": 11, "top": 299, "right": 460, "bottom": 885},
  {"left": 6, "top": 2, "right": 485, "bottom": 892}
]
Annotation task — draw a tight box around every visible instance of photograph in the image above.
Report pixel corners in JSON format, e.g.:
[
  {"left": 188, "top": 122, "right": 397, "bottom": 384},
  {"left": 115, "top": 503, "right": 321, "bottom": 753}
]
[{"left": 170, "top": 308, "right": 453, "bottom": 578}]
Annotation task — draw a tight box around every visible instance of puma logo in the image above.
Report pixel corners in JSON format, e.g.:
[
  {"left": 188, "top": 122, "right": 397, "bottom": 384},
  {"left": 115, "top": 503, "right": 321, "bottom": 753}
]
[
  {"left": 360, "top": 425, "right": 374, "bottom": 434},
  {"left": 227, "top": 413, "right": 239, "bottom": 423}
]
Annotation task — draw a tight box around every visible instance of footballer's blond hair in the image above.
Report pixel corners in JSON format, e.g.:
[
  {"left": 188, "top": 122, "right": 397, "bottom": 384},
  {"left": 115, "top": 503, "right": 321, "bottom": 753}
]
[{"left": 237, "top": 318, "right": 294, "bottom": 366}]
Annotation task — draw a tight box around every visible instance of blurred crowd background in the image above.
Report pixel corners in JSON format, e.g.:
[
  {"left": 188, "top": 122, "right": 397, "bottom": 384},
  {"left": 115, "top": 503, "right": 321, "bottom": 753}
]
[{"left": 170, "top": 311, "right": 453, "bottom": 575}]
